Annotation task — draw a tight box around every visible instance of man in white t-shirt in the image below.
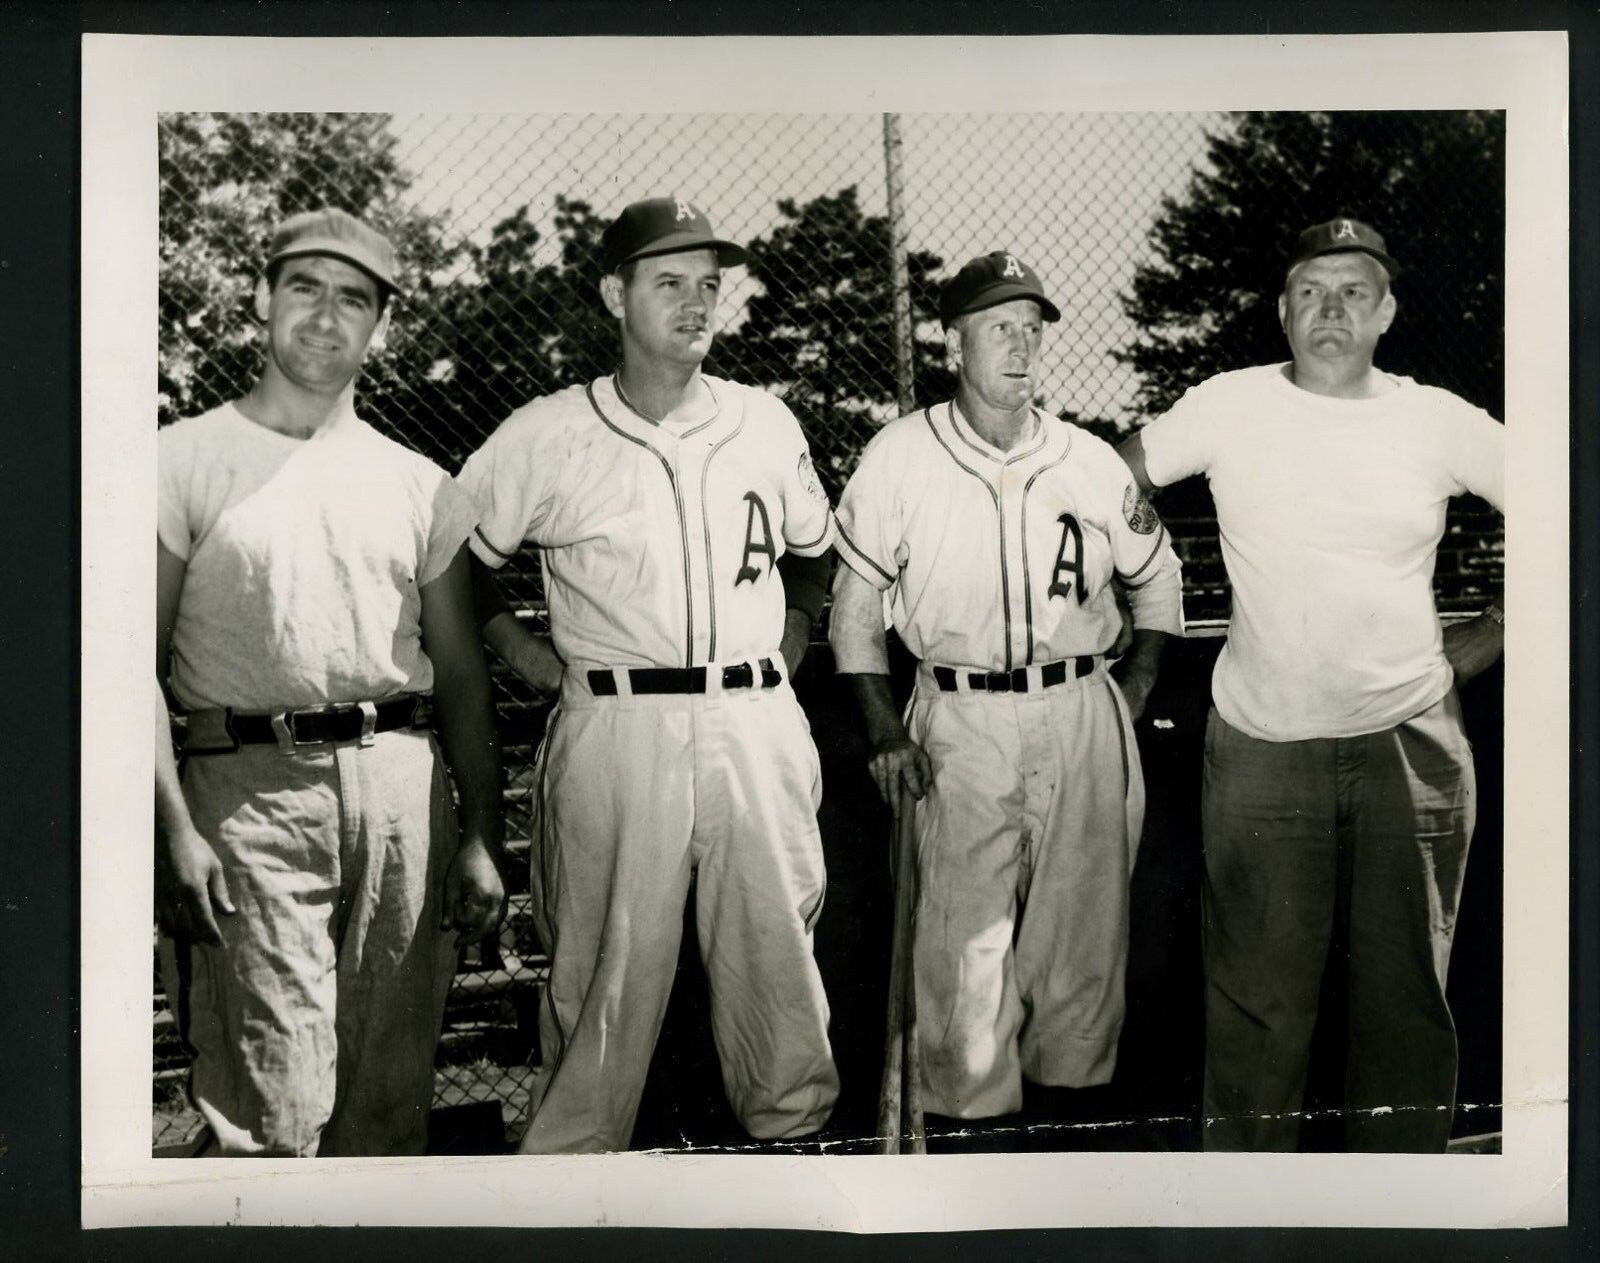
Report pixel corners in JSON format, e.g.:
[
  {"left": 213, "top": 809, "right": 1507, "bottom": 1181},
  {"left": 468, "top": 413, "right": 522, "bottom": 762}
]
[
  {"left": 1118, "top": 218, "right": 1505, "bottom": 1152},
  {"left": 458, "top": 197, "right": 839, "bottom": 1153},
  {"left": 155, "top": 209, "right": 506, "bottom": 1156}
]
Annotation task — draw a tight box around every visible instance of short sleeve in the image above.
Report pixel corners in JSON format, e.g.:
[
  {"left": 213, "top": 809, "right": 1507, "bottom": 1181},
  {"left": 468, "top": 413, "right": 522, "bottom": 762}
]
[
  {"left": 456, "top": 409, "right": 553, "bottom": 570},
  {"left": 774, "top": 402, "right": 837, "bottom": 557},
  {"left": 1136, "top": 378, "right": 1224, "bottom": 487},
  {"left": 834, "top": 430, "right": 903, "bottom": 593},
  {"left": 1441, "top": 396, "right": 1505, "bottom": 513},
  {"left": 157, "top": 424, "right": 193, "bottom": 561},
  {"left": 417, "top": 471, "right": 481, "bottom": 588}
]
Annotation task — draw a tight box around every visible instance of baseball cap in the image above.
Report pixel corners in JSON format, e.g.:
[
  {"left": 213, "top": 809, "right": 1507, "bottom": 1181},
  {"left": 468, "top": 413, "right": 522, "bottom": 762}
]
[
  {"left": 939, "top": 251, "right": 1062, "bottom": 328},
  {"left": 1289, "top": 217, "right": 1400, "bottom": 278},
  {"left": 600, "top": 197, "right": 748, "bottom": 272},
  {"left": 266, "top": 208, "right": 401, "bottom": 296}
]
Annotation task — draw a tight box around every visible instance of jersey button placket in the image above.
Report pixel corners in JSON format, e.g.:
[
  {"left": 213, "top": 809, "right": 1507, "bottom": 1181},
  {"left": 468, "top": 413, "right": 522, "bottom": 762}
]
[
  {"left": 998, "top": 464, "right": 1031, "bottom": 672},
  {"left": 675, "top": 439, "right": 713, "bottom": 668}
]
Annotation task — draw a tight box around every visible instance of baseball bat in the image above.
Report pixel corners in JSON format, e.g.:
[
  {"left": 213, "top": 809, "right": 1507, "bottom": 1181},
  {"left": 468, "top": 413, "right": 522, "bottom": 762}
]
[{"left": 876, "top": 779, "right": 926, "bottom": 1154}]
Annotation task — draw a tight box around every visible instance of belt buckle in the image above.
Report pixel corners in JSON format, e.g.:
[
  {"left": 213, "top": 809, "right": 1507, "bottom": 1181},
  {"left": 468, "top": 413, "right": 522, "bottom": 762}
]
[
  {"left": 722, "top": 663, "right": 754, "bottom": 690},
  {"left": 271, "top": 703, "right": 339, "bottom": 753},
  {"left": 984, "top": 670, "right": 1011, "bottom": 693}
]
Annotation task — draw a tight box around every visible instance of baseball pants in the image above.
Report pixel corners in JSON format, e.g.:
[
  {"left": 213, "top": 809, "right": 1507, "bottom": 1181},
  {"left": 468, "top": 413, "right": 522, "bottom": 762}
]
[
  {"left": 905, "top": 659, "right": 1144, "bottom": 1120},
  {"left": 1200, "top": 690, "right": 1476, "bottom": 1152},
  {"left": 159, "top": 728, "right": 460, "bottom": 1156},
  {"left": 518, "top": 663, "right": 839, "bottom": 1154}
]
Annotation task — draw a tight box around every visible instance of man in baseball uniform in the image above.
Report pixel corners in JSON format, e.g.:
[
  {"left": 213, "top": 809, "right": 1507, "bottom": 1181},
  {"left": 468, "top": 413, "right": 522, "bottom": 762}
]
[
  {"left": 1118, "top": 218, "right": 1506, "bottom": 1152},
  {"left": 830, "top": 252, "right": 1184, "bottom": 1125},
  {"left": 154, "top": 208, "right": 506, "bottom": 1157},
  {"left": 458, "top": 196, "right": 840, "bottom": 1154}
]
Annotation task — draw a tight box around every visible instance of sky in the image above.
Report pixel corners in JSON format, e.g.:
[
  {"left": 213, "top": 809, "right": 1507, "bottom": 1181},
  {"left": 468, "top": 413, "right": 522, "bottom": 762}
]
[{"left": 391, "top": 111, "right": 1224, "bottom": 422}]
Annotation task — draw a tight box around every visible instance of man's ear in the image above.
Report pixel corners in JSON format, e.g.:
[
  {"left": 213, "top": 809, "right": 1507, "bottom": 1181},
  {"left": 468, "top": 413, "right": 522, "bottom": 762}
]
[
  {"left": 368, "top": 305, "right": 392, "bottom": 353},
  {"left": 599, "top": 273, "right": 625, "bottom": 319},
  {"left": 943, "top": 323, "right": 962, "bottom": 370},
  {"left": 1276, "top": 292, "right": 1288, "bottom": 331},
  {"left": 253, "top": 275, "right": 273, "bottom": 323},
  {"left": 1378, "top": 290, "right": 1397, "bottom": 335}
]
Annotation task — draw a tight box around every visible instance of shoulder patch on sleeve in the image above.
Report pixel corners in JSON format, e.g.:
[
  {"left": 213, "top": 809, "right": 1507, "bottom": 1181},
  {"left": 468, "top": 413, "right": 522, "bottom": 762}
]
[
  {"left": 1123, "top": 482, "right": 1160, "bottom": 535},
  {"left": 798, "top": 449, "right": 829, "bottom": 505}
]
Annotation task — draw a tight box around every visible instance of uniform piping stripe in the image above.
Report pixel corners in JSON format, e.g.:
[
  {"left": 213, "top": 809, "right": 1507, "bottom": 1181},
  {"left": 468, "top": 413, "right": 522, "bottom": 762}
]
[
  {"left": 699, "top": 394, "right": 747, "bottom": 662},
  {"left": 1117, "top": 524, "right": 1167, "bottom": 587},
  {"left": 787, "top": 509, "right": 835, "bottom": 556},
  {"left": 948, "top": 401, "right": 1048, "bottom": 467},
  {"left": 1107, "top": 680, "right": 1131, "bottom": 801},
  {"left": 1018, "top": 435, "right": 1075, "bottom": 666},
  {"left": 610, "top": 373, "right": 724, "bottom": 441},
  {"left": 835, "top": 522, "right": 896, "bottom": 587},
  {"left": 587, "top": 382, "right": 696, "bottom": 668},
  {"left": 533, "top": 707, "right": 569, "bottom": 1063},
  {"left": 926, "top": 406, "right": 1014, "bottom": 670},
  {"left": 474, "top": 525, "right": 518, "bottom": 562}
]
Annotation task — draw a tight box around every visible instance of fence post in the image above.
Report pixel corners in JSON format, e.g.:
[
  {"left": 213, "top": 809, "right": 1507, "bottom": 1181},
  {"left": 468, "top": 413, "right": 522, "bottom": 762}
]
[{"left": 882, "top": 112, "right": 915, "bottom": 418}]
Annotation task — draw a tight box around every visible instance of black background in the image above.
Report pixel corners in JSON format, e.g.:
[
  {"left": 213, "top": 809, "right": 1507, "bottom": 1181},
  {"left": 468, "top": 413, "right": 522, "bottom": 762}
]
[{"left": 2, "top": 1, "right": 1595, "bottom": 1258}]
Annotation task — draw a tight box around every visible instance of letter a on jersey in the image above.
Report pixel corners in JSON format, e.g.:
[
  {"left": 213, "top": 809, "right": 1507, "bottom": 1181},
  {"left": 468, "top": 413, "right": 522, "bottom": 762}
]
[
  {"left": 1047, "top": 512, "right": 1087, "bottom": 604},
  {"left": 736, "top": 492, "right": 776, "bottom": 585}
]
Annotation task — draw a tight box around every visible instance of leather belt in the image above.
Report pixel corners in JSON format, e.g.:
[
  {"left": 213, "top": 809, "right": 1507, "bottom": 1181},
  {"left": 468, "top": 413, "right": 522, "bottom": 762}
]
[
  {"left": 931, "top": 657, "right": 1095, "bottom": 694},
  {"left": 587, "top": 658, "right": 783, "bottom": 696},
  {"left": 183, "top": 695, "right": 429, "bottom": 754}
]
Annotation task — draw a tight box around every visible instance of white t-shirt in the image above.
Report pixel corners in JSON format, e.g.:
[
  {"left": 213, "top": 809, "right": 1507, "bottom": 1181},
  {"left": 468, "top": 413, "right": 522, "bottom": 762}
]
[
  {"left": 1138, "top": 364, "right": 1505, "bottom": 740},
  {"left": 158, "top": 402, "right": 479, "bottom": 711},
  {"left": 458, "top": 375, "right": 836, "bottom": 671},
  {"left": 836, "top": 401, "right": 1184, "bottom": 672}
]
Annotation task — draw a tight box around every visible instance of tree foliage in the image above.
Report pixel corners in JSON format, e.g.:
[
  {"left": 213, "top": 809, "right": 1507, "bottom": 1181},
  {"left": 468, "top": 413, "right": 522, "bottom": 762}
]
[
  {"left": 1118, "top": 111, "right": 1505, "bottom": 420},
  {"left": 712, "top": 187, "right": 949, "bottom": 496}
]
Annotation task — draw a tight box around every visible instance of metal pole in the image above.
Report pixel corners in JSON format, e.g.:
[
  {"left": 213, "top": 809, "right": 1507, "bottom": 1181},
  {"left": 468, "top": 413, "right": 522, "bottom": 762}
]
[{"left": 882, "top": 113, "right": 915, "bottom": 417}]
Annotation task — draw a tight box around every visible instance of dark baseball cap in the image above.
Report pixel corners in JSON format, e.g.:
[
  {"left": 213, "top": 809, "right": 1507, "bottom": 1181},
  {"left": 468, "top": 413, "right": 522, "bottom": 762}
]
[
  {"left": 600, "top": 197, "right": 748, "bottom": 273},
  {"left": 939, "top": 251, "right": 1062, "bottom": 328},
  {"left": 266, "top": 208, "right": 401, "bottom": 296},
  {"left": 1289, "top": 217, "right": 1400, "bottom": 278}
]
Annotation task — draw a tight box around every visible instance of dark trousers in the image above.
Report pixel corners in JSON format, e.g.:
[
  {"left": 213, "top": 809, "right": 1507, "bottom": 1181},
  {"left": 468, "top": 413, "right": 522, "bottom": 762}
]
[{"left": 1199, "top": 692, "right": 1476, "bottom": 1152}]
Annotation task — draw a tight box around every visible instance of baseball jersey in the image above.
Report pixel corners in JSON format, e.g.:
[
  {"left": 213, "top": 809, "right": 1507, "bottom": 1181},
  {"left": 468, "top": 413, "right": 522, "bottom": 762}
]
[
  {"left": 835, "top": 401, "right": 1183, "bottom": 672},
  {"left": 458, "top": 375, "right": 836, "bottom": 670},
  {"left": 158, "top": 402, "right": 479, "bottom": 711},
  {"left": 1137, "top": 363, "right": 1505, "bottom": 741}
]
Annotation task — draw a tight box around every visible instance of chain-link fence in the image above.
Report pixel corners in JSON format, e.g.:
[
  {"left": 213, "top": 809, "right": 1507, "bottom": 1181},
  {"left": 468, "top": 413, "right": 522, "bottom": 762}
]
[{"left": 153, "top": 110, "right": 1505, "bottom": 1152}]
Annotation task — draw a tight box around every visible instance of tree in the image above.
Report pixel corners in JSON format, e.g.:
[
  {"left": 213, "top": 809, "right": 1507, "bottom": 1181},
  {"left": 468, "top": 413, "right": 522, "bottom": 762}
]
[
  {"left": 712, "top": 187, "right": 949, "bottom": 498},
  {"left": 1118, "top": 111, "right": 1505, "bottom": 420},
  {"left": 158, "top": 113, "right": 459, "bottom": 430}
]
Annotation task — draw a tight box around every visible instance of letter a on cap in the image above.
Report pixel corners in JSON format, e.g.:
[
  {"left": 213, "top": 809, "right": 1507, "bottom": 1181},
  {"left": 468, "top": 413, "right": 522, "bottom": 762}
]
[
  {"left": 1335, "top": 219, "right": 1357, "bottom": 240},
  {"left": 676, "top": 198, "right": 696, "bottom": 222},
  {"left": 1002, "top": 254, "right": 1024, "bottom": 278}
]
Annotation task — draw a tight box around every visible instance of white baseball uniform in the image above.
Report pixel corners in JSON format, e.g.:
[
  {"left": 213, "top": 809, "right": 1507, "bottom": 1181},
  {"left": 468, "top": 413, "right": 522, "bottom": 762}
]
[
  {"left": 835, "top": 401, "right": 1183, "bottom": 1118},
  {"left": 157, "top": 401, "right": 477, "bottom": 1155},
  {"left": 458, "top": 374, "right": 841, "bottom": 1153}
]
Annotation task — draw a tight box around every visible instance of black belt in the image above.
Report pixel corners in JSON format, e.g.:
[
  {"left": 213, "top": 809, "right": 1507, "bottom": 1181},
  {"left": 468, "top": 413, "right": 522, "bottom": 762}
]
[
  {"left": 185, "top": 695, "right": 429, "bottom": 753},
  {"left": 931, "top": 657, "right": 1095, "bottom": 694},
  {"left": 587, "top": 659, "right": 783, "bottom": 696}
]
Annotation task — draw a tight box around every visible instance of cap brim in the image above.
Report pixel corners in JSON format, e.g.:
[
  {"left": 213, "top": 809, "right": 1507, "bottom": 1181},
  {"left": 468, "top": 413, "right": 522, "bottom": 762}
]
[
  {"left": 943, "top": 283, "right": 1062, "bottom": 327},
  {"left": 614, "top": 231, "right": 747, "bottom": 270},
  {"left": 1294, "top": 244, "right": 1400, "bottom": 279},
  {"left": 270, "top": 241, "right": 402, "bottom": 295}
]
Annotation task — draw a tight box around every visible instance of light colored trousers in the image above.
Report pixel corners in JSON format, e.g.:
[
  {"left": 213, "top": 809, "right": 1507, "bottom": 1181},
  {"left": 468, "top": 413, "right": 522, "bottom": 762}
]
[
  {"left": 160, "top": 729, "right": 459, "bottom": 1156},
  {"left": 1200, "top": 691, "right": 1476, "bottom": 1152},
  {"left": 518, "top": 667, "right": 839, "bottom": 1154},
  {"left": 905, "top": 660, "right": 1144, "bottom": 1119}
]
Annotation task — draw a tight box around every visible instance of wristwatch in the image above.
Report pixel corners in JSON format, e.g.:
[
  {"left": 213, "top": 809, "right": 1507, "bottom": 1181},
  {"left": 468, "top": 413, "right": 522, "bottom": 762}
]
[{"left": 1482, "top": 603, "right": 1504, "bottom": 626}]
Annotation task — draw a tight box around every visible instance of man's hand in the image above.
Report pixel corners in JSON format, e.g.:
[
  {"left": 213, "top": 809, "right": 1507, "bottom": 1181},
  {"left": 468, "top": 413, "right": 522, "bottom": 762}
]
[
  {"left": 1113, "top": 661, "right": 1157, "bottom": 723},
  {"left": 441, "top": 836, "right": 506, "bottom": 944},
  {"left": 868, "top": 737, "right": 933, "bottom": 806},
  {"left": 155, "top": 826, "right": 236, "bottom": 947},
  {"left": 1443, "top": 608, "right": 1504, "bottom": 685}
]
